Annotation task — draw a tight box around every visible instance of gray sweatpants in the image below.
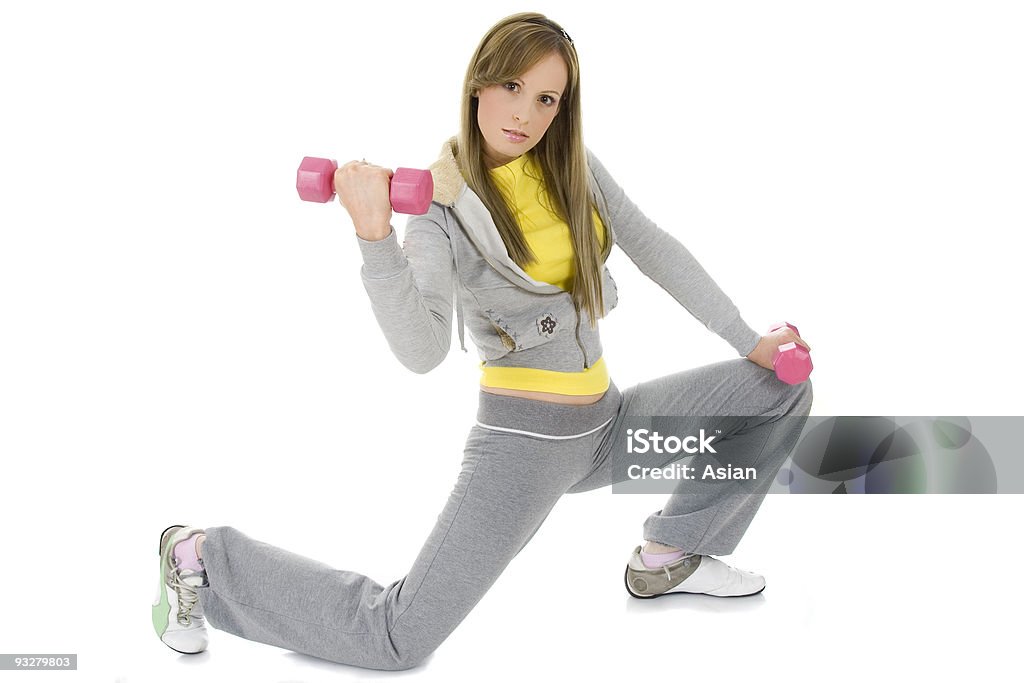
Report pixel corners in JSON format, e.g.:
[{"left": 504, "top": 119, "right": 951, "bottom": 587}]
[{"left": 194, "top": 358, "right": 812, "bottom": 670}]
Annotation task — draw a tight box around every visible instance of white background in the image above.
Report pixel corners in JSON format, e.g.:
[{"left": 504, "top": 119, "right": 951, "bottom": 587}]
[{"left": 2, "top": 0, "right": 1022, "bottom": 681}]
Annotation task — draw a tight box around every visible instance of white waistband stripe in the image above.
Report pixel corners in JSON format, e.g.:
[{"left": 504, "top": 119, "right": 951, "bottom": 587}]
[{"left": 475, "top": 415, "right": 615, "bottom": 440}]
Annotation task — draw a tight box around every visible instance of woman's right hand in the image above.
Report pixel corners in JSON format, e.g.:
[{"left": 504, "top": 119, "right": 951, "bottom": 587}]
[{"left": 334, "top": 160, "right": 394, "bottom": 241}]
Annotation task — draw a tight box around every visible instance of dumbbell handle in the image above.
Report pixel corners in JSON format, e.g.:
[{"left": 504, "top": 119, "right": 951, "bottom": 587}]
[
  {"left": 768, "top": 321, "right": 813, "bottom": 385},
  {"left": 295, "top": 156, "right": 433, "bottom": 215}
]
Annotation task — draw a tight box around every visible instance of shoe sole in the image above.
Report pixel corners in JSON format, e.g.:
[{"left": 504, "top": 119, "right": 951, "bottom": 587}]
[{"left": 623, "top": 566, "right": 766, "bottom": 599}]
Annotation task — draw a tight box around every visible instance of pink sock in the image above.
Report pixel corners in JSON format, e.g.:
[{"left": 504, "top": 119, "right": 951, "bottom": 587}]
[
  {"left": 641, "top": 547, "right": 693, "bottom": 569},
  {"left": 173, "top": 534, "right": 205, "bottom": 573}
]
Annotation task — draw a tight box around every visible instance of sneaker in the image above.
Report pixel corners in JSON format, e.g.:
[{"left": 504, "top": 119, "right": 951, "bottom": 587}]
[
  {"left": 151, "top": 524, "right": 209, "bottom": 654},
  {"left": 624, "top": 545, "right": 766, "bottom": 598}
]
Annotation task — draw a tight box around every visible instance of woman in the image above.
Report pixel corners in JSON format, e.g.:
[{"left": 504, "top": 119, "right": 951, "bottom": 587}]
[{"left": 151, "top": 12, "right": 813, "bottom": 671}]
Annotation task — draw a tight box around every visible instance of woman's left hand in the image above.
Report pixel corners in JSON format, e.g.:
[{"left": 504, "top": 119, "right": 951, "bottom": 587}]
[{"left": 745, "top": 327, "right": 812, "bottom": 372}]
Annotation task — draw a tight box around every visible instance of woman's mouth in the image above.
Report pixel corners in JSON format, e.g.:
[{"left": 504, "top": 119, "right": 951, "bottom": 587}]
[{"left": 503, "top": 129, "right": 528, "bottom": 142}]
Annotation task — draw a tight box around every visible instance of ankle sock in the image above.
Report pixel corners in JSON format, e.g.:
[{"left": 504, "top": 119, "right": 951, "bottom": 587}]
[
  {"left": 173, "top": 534, "right": 205, "bottom": 573},
  {"left": 641, "top": 547, "right": 694, "bottom": 569}
]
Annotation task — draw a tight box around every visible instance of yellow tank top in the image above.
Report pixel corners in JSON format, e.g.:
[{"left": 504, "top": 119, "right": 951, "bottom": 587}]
[{"left": 480, "top": 152, "right": 610, "bottom": 395}]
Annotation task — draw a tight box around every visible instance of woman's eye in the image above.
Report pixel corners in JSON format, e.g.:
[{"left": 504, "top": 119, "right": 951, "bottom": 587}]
[{"left": 505, "top": 83, "right": 556, "bottom": 106}]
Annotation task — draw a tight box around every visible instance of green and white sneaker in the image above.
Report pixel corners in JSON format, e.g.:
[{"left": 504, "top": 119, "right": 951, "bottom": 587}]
[
  {"left": 624, "top": 545, "right": 766, "bottom": 598},
  {"left": 151, "top": 524, "right": 209, "bottom": 654}
]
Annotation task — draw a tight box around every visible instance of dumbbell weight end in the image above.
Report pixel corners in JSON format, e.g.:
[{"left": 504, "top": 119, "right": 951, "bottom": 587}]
[
  {"left": 296, "top": 156, "right": 339, "bottom": 203},
  {"left": 768, "top": 321, "right": 813, "bottom": 385}
]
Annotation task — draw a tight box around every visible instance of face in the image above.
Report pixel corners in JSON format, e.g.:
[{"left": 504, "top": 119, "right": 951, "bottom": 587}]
[{"left": 475, "top": 51, "right": 568, "bottom": 169}]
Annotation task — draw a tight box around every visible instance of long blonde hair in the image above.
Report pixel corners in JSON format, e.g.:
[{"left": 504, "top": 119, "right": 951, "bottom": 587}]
[{"left": 455, "top": 12, "right": 610, "bottom": 327}]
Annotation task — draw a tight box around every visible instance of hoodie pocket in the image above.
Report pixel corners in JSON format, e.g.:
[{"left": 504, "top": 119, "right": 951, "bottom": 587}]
[{"left": 483, "top": 298, "right": 574, "bottom": 355}]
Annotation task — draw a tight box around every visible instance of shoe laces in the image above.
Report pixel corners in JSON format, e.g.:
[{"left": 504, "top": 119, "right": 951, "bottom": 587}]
[
  {"left": 169, "top": 556, "right": 207, "bottom": 627},
  {"left": 659, "top": 553, "right": 696, "bottom": 582}
]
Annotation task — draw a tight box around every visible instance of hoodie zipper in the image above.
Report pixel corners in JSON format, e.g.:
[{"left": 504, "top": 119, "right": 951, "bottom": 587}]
[{"left": 576, "top": 308, "right": 589, "bottom": 369}]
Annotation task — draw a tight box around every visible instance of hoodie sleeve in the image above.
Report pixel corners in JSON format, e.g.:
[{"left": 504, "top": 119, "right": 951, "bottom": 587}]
[
  {"left": 354, "top": 214, "right": 454, "bottom": 374},
  {"left": 586, "top": 148, "right": 762, "bottom": 358}
]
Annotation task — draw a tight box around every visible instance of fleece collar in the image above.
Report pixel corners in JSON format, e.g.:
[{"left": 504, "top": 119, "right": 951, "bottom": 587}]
[{"left": 427, "top": 136, "right": 466, "bottom": 207}]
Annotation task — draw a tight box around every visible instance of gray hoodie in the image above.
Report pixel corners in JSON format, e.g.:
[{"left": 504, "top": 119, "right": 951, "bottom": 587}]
[{"left": 354, "top": 136, "right": 762, "bottom": 375}]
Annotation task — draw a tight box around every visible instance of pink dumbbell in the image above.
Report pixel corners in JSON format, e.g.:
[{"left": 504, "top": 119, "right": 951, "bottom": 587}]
[
  {"left": 295, "top": 156, "right": 434, "bottom": 215},
  {"left": 768, "top": 321, "right": 813, "bottom": 385}
]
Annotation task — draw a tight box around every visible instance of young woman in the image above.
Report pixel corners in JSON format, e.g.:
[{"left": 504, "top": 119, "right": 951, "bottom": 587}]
[{"left": 152, "top": 12, "right": 813, "bottom": 671}]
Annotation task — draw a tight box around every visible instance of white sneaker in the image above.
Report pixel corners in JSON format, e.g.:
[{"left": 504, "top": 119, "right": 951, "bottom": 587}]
[
  {"left": 151, "top": 525, "right": 209, "bottom": 654},
  {"left": 624, "top": 545, "right": 766, "bottom": 598}
]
